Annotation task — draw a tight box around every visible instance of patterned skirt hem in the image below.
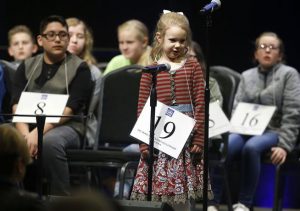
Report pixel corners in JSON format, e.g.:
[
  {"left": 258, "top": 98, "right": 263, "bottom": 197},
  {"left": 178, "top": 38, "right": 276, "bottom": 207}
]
[{"left": 130, "top": 189, "right": 214, "bottom": 205}]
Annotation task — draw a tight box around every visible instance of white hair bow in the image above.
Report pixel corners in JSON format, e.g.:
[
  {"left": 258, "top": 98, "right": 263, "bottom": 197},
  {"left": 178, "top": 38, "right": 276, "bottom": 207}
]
[{"left": 163, "top": 10, "right": 184, "bottom": 15}]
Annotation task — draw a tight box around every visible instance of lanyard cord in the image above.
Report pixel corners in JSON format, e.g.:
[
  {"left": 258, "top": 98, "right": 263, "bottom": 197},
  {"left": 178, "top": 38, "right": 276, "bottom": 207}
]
[
  {"left": 23, "top": 56, "right": 43, "bottom": 92},
  {"left": 23, "top": 55, "right": 69, "bottom": 95}
]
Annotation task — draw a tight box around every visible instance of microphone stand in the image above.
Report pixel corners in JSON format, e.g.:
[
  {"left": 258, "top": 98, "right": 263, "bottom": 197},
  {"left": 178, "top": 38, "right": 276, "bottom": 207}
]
[
  {"left": 36, "top": 115, "right": 46, "bottom": 199},
  {"left": 141, "top": 66, "right": 169, "bottom": 201},
  {"left": 200, "top": 7, "right": 232, "bottom": 211},
  {"left": 201, "top": 12, "right": 212, "bottom": 211},
  {"left": 147, "top": 70, "right": 158, "bottom": 201}
]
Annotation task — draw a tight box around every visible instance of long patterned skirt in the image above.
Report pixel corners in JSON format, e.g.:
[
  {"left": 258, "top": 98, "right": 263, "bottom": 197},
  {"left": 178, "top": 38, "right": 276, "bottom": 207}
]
[{"left": 130, "top": 148, "right": 214, "bottom": 204}]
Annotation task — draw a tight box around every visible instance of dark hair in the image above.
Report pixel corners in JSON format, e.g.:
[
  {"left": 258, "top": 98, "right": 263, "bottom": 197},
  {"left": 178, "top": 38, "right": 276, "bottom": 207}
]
[
  {"left": 39, "top": 15, "right": 68, "bottom": 34},
  {"left": 190, "top": 41, "right": 206, "bottom": 71},
  {"left": 0, "top": 124, "right": 31, "bottom": 179}
]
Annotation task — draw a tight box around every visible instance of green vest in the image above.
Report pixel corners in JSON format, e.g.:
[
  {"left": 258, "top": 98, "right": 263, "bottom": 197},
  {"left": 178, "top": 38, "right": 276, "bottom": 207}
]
[{"left": 24, "top": 53, "right": 85, "bottom": 136}]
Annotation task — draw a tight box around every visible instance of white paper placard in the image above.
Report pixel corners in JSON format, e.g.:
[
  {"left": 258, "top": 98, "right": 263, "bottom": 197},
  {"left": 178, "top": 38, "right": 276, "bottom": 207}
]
[
  {"left": 230, "top": 102, "right": 276, "bottom": 135},
  {"left": 130, "top": 98, "right": 196, "bottom": 159},
  {"left": 13, "top": 92, "right": 69, "bottom": 123},
  {"left": 209, "top": 101, "right": 231, "bottom": 138}
]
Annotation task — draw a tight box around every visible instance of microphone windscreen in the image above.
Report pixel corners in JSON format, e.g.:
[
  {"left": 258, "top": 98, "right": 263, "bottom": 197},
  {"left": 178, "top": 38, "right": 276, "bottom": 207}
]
[{"left": 164, "top": 63, "right": 171, "bottom": 71}]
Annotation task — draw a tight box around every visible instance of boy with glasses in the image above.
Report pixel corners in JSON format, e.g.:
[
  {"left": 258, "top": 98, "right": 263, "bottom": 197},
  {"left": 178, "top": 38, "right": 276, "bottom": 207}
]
[{"left": 11, "top": 15, "right": 93, "bottom": 195}]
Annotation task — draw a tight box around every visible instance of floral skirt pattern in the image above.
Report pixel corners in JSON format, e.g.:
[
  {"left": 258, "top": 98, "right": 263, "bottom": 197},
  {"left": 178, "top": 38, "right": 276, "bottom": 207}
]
[{"left": 130, "top": 148, "right": 214, "bottom": 204}]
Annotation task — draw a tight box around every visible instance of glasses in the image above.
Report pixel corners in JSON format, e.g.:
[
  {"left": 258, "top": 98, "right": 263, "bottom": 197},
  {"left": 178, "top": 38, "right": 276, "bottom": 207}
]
[
  {"left": 41, "top": 31, "right": 69, "bottom": 41},
  {"left": 257, "top": 43, "right": 279, "bottom": 51}
]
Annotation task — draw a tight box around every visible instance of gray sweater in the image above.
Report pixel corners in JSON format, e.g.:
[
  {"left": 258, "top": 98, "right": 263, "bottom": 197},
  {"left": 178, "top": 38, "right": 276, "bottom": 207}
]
[{"left": 233, "top": 63, "right": 300, "bottom": 152}]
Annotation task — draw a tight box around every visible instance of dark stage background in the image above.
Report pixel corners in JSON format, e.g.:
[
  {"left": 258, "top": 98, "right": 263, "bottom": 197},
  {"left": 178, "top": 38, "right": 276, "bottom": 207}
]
[
  {"left": 1, "top": 0, "right": 300, "bottom": 208},
  {"left": 1, "top": 0, "right": 300, "bottom": 73}
]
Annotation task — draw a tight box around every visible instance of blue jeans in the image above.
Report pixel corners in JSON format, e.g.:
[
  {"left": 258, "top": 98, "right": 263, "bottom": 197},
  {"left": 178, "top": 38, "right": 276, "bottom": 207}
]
[
  {"left": 43, "top": 125, "right": 80, "bottom": 195},
  {"left": 209, "top": 131, "right": 278, "bottom": 207},
  {"left": 114, "top": 144, "right": 139, "bottom": 198}
]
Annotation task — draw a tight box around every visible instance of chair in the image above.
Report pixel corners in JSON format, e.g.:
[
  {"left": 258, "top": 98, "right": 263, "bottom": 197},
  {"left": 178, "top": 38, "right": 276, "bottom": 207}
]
[
  {"left": 208, "top": 65, "right": 241, "bottom": 210},
  {"left": 271, "top": 136, "right": 300, "bottom": 211},
  {"left": 210, "top": 65, "right": 241, "bottom": 118},
  {"left": 67, "top": 65, "right": 143, "bottom": 198}
]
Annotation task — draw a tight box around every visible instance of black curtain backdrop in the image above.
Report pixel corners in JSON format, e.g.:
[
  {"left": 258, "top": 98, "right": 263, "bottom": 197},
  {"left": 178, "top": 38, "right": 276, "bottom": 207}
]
[{"left": 1, "top": 0, "right": 299, "bottom": 73}]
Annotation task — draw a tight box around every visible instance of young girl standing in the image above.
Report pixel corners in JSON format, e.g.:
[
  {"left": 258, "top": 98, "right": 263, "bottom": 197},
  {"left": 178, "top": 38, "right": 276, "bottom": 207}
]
[{"left": 130, "top": 11, "right": 212, "bottom": 210}]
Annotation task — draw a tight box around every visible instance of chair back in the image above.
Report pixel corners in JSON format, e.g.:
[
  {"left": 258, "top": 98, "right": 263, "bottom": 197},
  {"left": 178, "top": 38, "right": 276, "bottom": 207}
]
[
  {"left": 210, "top": 66, "right": 241, "bottom": 118},
  {"left": 95, "top": 65, "right": 143, "bottom": 149},
  {"left": 208, "top": 66, "right": 240, "bottom": 210}
]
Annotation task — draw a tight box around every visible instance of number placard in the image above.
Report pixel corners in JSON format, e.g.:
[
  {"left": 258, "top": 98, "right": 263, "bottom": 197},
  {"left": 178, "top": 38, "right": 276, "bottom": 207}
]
[
  {"left": 209, "top": 101, "right": 231, "bottom": 138},
  {"left": 130, "top": 98, "right": 196, "bottom": 159},
  {"left": 13, "top": 92, "right": 69, "bottom": 123},
  {"left": 230, "top": 102, "right": 276, "bottom": 135}
]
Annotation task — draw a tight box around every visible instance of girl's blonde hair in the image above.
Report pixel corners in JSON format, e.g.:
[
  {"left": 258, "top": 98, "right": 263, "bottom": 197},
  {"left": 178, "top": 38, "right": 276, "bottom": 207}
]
[
  {"left": 118, "top": 19, "right": 151, "bottom": 66},
  {"left": 66, "top": 17, "right": 97, "bottom": 65},
  {"left": 118, "top": 19, "right": 149, "bottom": 43},
  {"left": 151, "top": 12, "right": 192, "bottom": 61}
]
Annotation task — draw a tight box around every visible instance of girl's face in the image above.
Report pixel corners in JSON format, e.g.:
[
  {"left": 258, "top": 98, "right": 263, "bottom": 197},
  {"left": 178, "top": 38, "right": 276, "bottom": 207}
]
[
  {"left": 118, "top": 29, "right": 147, "bottom": 63},
  {"left": 68, "top": 23, "right": 86, "bottom": 56},
  {"left": 254, "top": 35, "right": 282, "bottom": 70},
  {"left": 158, "top": 25, "right": 187, "bottom": 62}
]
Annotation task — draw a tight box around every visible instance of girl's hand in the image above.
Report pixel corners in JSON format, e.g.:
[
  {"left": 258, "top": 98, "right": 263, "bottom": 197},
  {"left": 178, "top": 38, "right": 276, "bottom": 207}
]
[
  {"left": 141, "top": 150, "right": 149, "bottom": 160},
  {"left": 139, "top": 144, "right": 149, "bottom": 160},
  {"left": 271, "top": 147, "right": 287, "bottom": 165},
  {"left": 25, "top": 130, "right": 38, "bottom": 158}
]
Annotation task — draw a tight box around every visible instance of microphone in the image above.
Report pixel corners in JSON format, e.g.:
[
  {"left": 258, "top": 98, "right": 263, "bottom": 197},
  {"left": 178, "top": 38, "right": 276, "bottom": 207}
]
[
  {"left": 142, "top": 63, "right": 171, "bottom": 73},
  {"left": 200, "top": 0, "right": 221, "bottom": 13}
]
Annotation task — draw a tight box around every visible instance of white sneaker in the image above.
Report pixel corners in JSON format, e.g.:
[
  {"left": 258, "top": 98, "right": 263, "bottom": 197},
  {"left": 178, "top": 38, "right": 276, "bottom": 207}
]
[
  {"left": 208, "top": 205, "right": 218, "bottom": 211},
  {"left": 233, "top": 203, "right": 250, "bottom": 211}
]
